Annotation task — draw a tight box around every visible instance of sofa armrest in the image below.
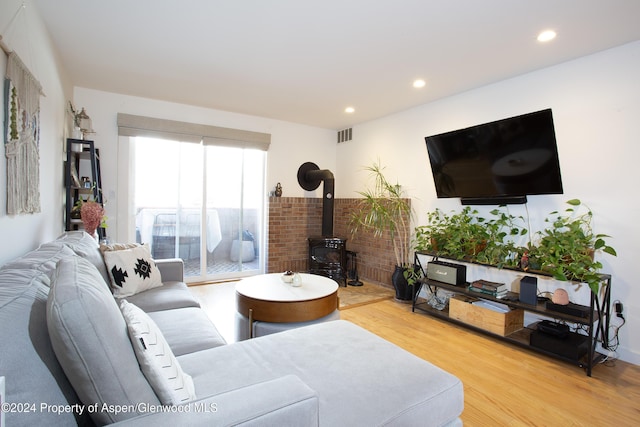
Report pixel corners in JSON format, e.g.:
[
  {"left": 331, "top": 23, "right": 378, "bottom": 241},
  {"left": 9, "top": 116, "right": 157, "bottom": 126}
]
[
  {"left": 112, "top": 375, "right": 318, "bottom": 426},
  {"left": 154, "top": 258, "right": 184, "bottom": 282}
]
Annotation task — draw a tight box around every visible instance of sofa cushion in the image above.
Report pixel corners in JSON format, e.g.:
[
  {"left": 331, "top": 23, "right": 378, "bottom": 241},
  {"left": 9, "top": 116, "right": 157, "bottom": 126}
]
[
  {"left": 55, "top": 231, "right": 110, "bottom": 285},
  {"left": 120, "top": 300, "right": 197, "bottom": 405},
  {"left": 47, "top": 257, "right": 160, "bottom": 425},
  {"left": 0, "top": 242, "right": 76, "bottom": 278},
  {"left": 177, "top": 320, "right": 464, "bottom": 427},
  {"left": 147, "top": 307, "right": 227, "bottom": 356},
  {"left": 101, "top": 243, "right": 162, "bottom": 298},
  {"left": 125, "top": 281, "right": 201, "bottom": 312}
]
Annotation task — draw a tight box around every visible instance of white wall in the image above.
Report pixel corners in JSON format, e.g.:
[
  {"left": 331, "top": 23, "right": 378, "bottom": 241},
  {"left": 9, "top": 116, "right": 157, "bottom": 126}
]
[
  {"left": 71, "top": 88, "right": 337, "bottom": 242},
  {"left": 0, "top": 0, "right": 72, "bottom": 265},
  {"left": 337, "top": 41, "right": 640, "bottom": 365}
]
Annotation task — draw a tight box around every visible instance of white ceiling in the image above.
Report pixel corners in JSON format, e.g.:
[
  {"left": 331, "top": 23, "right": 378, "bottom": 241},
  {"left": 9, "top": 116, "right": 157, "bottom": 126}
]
[{"left": 32, "top": 0, "right": 640, "bottom": 130}]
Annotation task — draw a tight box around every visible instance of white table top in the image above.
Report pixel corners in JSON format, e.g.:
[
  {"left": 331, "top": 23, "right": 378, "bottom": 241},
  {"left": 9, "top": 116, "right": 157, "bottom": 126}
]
[{"left": 236, "top": 273, "right": 338, "bottom": 302}]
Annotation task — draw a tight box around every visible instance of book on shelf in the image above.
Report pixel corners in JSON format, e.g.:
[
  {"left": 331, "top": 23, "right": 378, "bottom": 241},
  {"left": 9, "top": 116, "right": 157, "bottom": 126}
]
[
  {"left": 470, "top": 279, "right": 507, "bottom": 292},
  {"left": 467, "top": 285, "right": 508, "bottom": 299}
]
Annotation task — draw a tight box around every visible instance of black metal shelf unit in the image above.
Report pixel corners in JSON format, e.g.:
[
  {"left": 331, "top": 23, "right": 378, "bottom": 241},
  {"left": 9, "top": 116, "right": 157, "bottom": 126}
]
[
  {"left": 64, "top": 138, "right": 106, "bottom": 239},
  {"left": 412, "top": 252, "right": 612, "bottom": 377}
]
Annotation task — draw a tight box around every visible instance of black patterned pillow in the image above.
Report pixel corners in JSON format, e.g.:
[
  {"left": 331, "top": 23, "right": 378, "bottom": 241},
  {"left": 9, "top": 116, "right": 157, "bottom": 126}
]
[{"left": 101, "top": 243, "right": 162, "bottom": 297}]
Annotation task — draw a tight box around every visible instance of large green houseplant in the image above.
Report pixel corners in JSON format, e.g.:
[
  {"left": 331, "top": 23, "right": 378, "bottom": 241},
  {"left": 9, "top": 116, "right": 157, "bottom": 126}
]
[
  {"left": 527, "top": 199, "right": 616, "bottom": 294},
  {"left": 349, "top": 162, "right": 417, "bottom": 300},
  {"left": 414, "top": 207, "right": 490, "bottom": 259},
  {"left": 413, "top": 205, "right": 528, "bottom": 267}
]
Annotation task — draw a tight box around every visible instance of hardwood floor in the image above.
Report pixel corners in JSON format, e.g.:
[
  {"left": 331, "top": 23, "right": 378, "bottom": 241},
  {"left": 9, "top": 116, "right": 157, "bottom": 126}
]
[{"left": 189, "top": 282, "right": 640, "bottom": 426}]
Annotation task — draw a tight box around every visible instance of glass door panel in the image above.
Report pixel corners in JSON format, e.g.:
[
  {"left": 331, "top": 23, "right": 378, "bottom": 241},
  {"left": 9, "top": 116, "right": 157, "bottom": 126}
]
[
  {"left": 205, "top": 146, "right": 265, "bottom": 280},
  {"left": 133, "top": 137, "right": 265, "bottom": 282}
]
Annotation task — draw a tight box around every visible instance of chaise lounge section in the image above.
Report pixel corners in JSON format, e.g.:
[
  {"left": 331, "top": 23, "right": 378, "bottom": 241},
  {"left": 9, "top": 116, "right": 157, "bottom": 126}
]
[{"left": 0, "top": 231, "right": 463, "bottom": 426}]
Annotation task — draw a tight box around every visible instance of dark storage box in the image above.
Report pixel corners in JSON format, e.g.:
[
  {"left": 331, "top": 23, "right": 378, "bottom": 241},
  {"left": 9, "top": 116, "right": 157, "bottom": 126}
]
[{"left": 530, "top": 330, "right": 589, "bottom": 360}]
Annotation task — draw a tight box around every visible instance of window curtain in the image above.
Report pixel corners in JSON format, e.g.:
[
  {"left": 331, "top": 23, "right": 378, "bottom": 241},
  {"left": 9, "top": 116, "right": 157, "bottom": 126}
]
[{"left": 4, "top": 51, "right": 43, "bottom": 214}]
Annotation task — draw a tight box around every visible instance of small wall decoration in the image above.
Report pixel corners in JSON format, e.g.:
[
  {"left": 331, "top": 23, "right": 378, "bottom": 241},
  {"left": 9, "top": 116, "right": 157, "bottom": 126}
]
[{"left": 4, "top": 51, "right": 43, "bottom": 215}]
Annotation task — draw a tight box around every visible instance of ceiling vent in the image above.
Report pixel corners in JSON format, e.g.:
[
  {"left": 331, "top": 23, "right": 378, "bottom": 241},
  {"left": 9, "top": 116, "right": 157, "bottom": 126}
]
[{"left": 337, "top": 128, "right": 352, "bottom": 143}]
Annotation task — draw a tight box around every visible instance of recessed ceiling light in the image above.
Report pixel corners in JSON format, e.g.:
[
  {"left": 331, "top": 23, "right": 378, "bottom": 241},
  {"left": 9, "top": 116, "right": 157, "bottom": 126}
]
[
  {"left": 537, "top": 30, "right": 556, "bottom": 42},
  {"left": 413, "top": 79, "right": 426, "bottom": 88},
  {"left": 345, "top": 107, "right": 355, "bottom": 114}
]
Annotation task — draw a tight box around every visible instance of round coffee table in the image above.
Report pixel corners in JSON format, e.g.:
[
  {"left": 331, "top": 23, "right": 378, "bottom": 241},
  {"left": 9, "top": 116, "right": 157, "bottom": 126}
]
[{"left": 236, "top": 273, "right": 339, "bottom": 338}]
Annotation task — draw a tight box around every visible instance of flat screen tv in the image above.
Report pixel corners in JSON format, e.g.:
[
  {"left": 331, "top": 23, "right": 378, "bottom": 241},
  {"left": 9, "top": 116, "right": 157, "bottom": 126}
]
[{"left": 425, "top": 109, "right": 563, "bottom": 205}]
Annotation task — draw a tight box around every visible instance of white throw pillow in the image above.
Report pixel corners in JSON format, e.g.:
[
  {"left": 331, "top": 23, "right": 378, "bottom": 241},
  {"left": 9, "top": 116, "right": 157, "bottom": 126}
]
[
  {"left": 101, "top": 243, "right": 162, "bottom": 297},
  {"left": 120, "top": 300, "right": 196, "bottom": 405}
]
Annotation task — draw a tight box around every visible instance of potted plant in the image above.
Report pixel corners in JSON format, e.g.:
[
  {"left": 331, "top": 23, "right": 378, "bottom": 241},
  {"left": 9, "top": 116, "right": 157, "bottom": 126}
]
[
  {"left": 413, "top": 206, "right": 494, "bottom": 262},
  {"left": 475, "top": 205, "right": 530, "bottom": 268},
  {"left": 528, "top": 199, "right": 616, "bottom": 294},
  {"left": 349, "top": 161, "right": 418, "bottom": 301},
  {"left": 74, "top": 187, "right": 107, "bottom": 240}
]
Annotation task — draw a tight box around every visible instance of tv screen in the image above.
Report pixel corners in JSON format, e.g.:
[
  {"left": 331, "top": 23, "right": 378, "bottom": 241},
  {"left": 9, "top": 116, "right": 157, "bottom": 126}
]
[{"left": 425, "top": 109, "right": 563, "bottom": 204}]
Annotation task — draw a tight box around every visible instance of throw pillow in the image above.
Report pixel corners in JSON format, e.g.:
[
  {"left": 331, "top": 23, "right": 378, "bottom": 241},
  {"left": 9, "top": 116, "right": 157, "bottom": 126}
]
[
  {"left": 101, "top": 243, "right": 162, "bottom": 297},
  {"left": 120, "top": 300, "right": 196, "bottom": 405}
]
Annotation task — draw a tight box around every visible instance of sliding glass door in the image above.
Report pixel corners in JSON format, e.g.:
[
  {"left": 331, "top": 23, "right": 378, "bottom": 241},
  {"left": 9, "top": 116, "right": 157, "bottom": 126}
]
[{"left": 133, "top": 136, "right": 265, "bottom": 282}]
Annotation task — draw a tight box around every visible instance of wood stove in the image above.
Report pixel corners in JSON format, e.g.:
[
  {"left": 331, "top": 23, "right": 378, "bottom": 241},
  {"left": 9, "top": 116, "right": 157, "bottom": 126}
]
[
  {"left": 298, "top": 162, "right": 348, "bottom": 285},
  {"left": 308, "top": 236, "right": 347, "bottom": 286}
]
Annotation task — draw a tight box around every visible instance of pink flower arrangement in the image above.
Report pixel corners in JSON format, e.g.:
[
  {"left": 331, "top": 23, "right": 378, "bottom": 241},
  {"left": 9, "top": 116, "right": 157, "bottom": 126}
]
[{"left": 80, "top": 201, "right": 105, "bottom": 236}]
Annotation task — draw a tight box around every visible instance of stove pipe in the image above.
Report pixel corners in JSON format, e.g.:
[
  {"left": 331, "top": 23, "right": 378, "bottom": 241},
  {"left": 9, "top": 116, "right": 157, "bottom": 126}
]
[{"left": 297, "top": 162, "right": 335, "bottom": 236}]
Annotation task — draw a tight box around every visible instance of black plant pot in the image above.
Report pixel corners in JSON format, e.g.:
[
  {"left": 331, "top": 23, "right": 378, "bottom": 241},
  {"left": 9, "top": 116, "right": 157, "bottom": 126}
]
[{"left": 391, "top": 265, "right": 419, "bottom": 302}]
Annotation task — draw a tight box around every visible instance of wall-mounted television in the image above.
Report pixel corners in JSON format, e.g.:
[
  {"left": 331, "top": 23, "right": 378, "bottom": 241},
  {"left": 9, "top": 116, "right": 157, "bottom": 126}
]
[{"left": 425, "top": 109, "right": 563, "bottom": 205}]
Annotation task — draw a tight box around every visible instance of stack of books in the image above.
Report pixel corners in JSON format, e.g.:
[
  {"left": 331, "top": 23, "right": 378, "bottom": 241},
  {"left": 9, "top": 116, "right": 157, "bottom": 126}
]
[{"left": 468, "top": 279, "right": 508, "bottom": 299}]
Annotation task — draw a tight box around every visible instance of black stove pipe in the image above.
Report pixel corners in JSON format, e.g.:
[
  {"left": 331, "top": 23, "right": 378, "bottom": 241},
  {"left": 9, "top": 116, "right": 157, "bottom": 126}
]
[{"left": 297, "top": 162, "right": 335, "bottom": 236}]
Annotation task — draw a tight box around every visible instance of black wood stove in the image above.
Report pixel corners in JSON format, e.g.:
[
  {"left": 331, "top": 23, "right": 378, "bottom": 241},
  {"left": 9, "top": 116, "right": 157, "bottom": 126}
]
[
  {"left": 308, "top": 236, "right": 347, "bottom": 285},
  {"left": 298, "top": 162, "right": 348, "bottom": 286}
]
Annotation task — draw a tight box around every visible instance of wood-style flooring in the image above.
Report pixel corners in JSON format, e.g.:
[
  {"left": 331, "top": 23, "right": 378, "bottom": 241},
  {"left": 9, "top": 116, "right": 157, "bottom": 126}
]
[{"left": 189, "top": 282, "right": 640, "bottom": 426}]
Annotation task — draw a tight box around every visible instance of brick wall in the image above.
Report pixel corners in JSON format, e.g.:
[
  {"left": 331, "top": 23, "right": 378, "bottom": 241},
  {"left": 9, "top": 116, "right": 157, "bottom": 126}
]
[
  {"left": 267, "top": 197, "right": 322, "bottom": 274},
  {"left": 267, "top": 197, "right": 409, "bottom": 288}
]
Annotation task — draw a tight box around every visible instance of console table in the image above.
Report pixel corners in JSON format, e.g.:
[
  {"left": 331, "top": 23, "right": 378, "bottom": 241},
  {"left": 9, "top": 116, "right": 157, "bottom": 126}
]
[{"left": 412, "top": 252, "right": 612, "bottom": 377}]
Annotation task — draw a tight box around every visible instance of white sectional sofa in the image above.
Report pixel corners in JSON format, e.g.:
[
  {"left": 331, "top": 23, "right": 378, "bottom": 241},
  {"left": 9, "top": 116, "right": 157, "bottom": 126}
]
[{"left": 0, "top": 231, "right": 464, "bottom": 426}]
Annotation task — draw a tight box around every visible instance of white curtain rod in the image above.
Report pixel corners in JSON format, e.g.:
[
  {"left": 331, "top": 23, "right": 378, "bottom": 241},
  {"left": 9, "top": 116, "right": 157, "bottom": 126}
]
[{"left": 1, "top": 35, "right": 12, "bottom": 54}]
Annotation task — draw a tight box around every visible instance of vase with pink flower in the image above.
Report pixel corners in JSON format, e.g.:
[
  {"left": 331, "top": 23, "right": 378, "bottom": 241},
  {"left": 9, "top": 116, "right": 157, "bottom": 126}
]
[{"left": 80, "top": 200, "right": 105, "bottom": 240}]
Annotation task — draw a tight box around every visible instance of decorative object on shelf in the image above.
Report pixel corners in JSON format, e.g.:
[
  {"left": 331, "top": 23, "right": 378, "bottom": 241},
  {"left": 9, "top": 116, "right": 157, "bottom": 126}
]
[
  {"left": 4, "top": 51, "right": 44, "bottom": 215},
  {"left": 80, "top": 200, "right": 105, "bottom": 238},
  {"left": 552, "top": 289, "right": 570, "bottom": 305},
  {"left": 71, "top": 126, "right": 83, "bottom": 140},
  {"left": 519, "top": 276, "right": 538, "bottom": 305},
  {"left": 69, "top": 102, "right": 95, "bottom": 140},
  {"left": 274, "top": 182, "right": 283, "bottom": 197},
  {"left": 69, "top": 167, "right": 82, "bottom": 188},
  {"left": 349, "top": 161, "right": 418, "bottom": 301}
]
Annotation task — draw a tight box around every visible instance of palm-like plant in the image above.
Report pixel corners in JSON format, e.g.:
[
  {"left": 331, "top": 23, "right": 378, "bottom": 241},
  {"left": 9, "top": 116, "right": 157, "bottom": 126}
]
[{"left": 349, "top": 161, "right": 413, "bottom": 268}]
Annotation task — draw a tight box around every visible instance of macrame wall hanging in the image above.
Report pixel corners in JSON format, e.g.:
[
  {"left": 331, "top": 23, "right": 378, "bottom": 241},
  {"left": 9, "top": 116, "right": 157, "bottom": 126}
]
[{"left": 4, "top": 50, "right": 43, "bottom": 214}]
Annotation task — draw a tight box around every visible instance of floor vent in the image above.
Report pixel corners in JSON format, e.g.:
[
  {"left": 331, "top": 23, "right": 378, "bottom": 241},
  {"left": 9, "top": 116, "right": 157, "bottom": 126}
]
[{"left": 337, "top": 128, "right": 352, "bottom": 143}]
